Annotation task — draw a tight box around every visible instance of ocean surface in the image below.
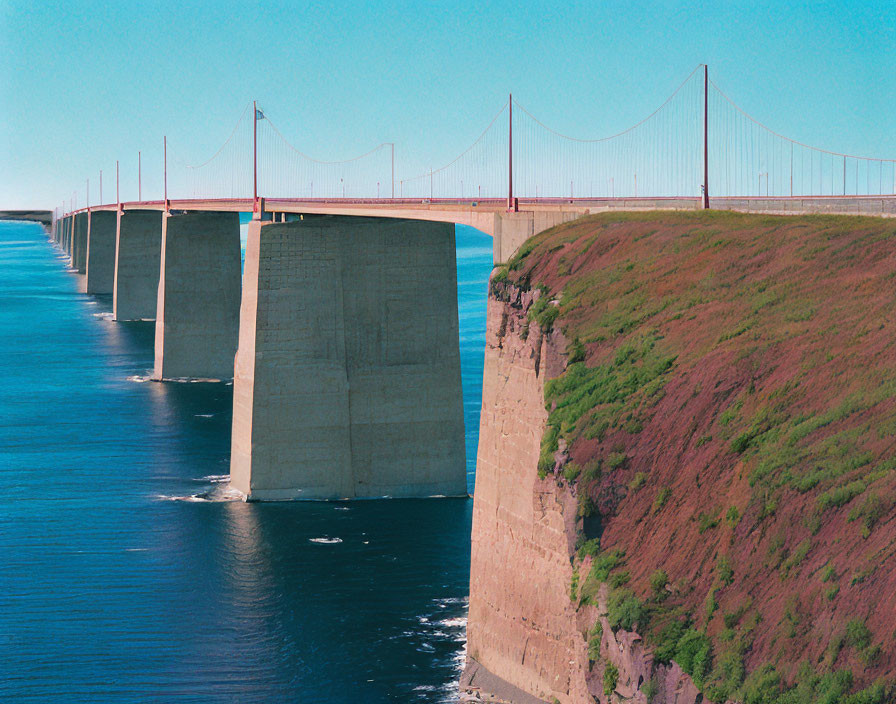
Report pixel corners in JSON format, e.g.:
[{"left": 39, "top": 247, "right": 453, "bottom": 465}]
[{"left": 0, "top": 219, "right": 492, "bottom": 702}]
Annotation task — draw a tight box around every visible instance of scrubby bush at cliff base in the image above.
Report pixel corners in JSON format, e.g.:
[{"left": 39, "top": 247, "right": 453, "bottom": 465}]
[
  {"left": 602, "top": 662, "right": 619, "bottom": 697},
  {"left": 498, "top": 212, "right": 896, "bottom": 702}
]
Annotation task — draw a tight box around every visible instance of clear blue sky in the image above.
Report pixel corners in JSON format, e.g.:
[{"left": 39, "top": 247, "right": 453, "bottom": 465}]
[{"left": 1, "top": 0, "right": 893, "bottom": 209}]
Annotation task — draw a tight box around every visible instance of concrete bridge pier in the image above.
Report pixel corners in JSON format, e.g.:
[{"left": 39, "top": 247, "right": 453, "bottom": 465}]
[
  {"left": 113, "top": 210, "right": 163, "bottom": 321},
  {"left": 153, "top": 210, "right": 241, "bottom": 380},
  {"left": 230, "top": 215, "right": 466, "bottom": 501},
  {"left": 62, "top": 216, "right": 72, "bottom": 255},
  {"left": 67, "top": 216, "right": 74, "bottom": 256},
  {"left": 85, "top": 211, "right": 117, "bottom": 294},
  {"left": 71, "top": 213, "right": 88, "bottom": 273}
]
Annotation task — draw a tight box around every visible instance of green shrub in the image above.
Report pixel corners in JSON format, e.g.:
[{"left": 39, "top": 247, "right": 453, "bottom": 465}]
[
  {"left": 587, "top": 621, "right": 603, "bottom": 662},
  {"left": 528, "top": 296, "right": 560, "bottom": 332},
  {"left": 609, "top": 570, "right": 631, "bottom": 588},
  {"left": 718, "top": 400, "right": 743, "bottom": 426},
  {"left": 569, "top": 568, "right": 580, "bottom": 601},
  {"left": 603, "top": 662, "right": 619, "bottom": 696},
  {"left": 739, "top": 663, "right": 781, "bottom": 703},
  {"left": 589, "top": 549, "right": 625, "bottom": 582},
  {"left": 722, "top": 604, "right": 747, "bottom": 629},
  {"left": 567, "top": 337, "right": 586, "bottom": 363},
  {"left": 698, "top": 511, "right": 721, "bottom": 533},
  {"left": 577, "top": 538, "right": 601, "bottom": 559},
  {"left": 562, "top": 462, "right": 581, "bottom": 482},
  {"left": 845, "top": 619, "right": 871, "bottom": 650},
  {"left": 848, "top": 492, "right": 888, "bottom": 537},
  {"left": 629, "top": 471, "right": 647, "bottom": 491},
  {"left": 780, "top": 538, "right": 812, "bottom": 578},
  {"left": 817, "top": 480, "right": 867, "bottom": 512},
  {"left": 607, "top": 451, "right": 627, "bottom": 469},
  {"left": 725, "top": 505, "right": 741, "bottom": 528},
  {"left": 705, "top": 587, "right": 719, "bottom": 621},
  {"left": 607, "top": 588, "right": 645, "bottom": 631},
  {"left": 577, "top": 490, "right": 595, "bottom": 518},
  {"left": 716, "top": 555, "right": 734, "bottom": 586},
  {"left": 623, "top": 417, "right": 644, "bottom": 433},
  {"left": 675, "top": 629, "right": 713, "bottom": 687},
  {"left": 731, "top": 431, "right": 755, "bottom": 453},
  {"left": 650, "top": 569, "right": 669, "bottom": 596},
  {"left": 653, "top": 487, "right": 672, "bottom": 512},
  {"left": 858, "top": 644, "right": 881, "bottom": 667}
]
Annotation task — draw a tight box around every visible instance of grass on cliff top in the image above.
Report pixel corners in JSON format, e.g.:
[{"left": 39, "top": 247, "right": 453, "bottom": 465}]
[{"left": 495, "top": 210, "right": 896, "bottom": 699}]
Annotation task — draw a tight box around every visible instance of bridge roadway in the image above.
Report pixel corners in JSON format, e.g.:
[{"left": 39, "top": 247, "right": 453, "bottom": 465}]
[{"left": 45, "top": 194, "right": 895, "bottom": 502}]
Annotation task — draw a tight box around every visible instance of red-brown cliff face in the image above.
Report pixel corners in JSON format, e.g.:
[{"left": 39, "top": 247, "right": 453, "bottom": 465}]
[{"left": 464, "top": 211, "right": 896, "bottom": 704}]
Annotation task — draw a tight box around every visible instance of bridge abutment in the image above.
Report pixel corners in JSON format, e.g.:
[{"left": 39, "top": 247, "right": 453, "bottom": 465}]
[
  {"left": 153, "top": 211, "right": 241, "bottom": 380},
  {"left": 492, "top": 210, "right": 583, "bottom": 263},
  {"left": 113, "top": 210, "right": 163, "bottom": 321},
  {"left": 85, "top": 211, "right": 116, "bottom": 294},
  {"left": 230, "top": 215, "right": 466, "bottom": 501}
]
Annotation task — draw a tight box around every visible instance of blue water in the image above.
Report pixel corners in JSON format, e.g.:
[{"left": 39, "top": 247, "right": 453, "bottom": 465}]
[{"left": 0, "top": 220, "right": 492, "bottom": 702}]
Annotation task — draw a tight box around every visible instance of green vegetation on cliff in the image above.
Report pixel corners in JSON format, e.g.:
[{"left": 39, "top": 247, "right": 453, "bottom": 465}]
[{"left": 493, "top": 211, "right": 896, "bottom": 703}]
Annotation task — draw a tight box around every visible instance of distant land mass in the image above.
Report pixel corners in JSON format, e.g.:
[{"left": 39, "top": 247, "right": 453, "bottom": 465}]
[{"left": 0, "top": 210, "right": 52, "bottom": 226}]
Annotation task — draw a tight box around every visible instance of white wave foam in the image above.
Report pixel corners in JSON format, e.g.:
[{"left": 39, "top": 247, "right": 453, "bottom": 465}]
[
  {"left": 438, "top": 617, "right": 467, "bottom": 628},
  {"left": 309, "top": 537, "right": 343, "bottom": 544},
  {"left": 92, "top": 311, "right": 114, "bottom": 320},
  {"left": 155, "top": 484, "right": 243, "bottom": 503},
  {"left": 195, "top": 474, "right": 229, "bottom": 483},
  {"left": 164, "top": 377, "right": 227, "bottom": 383},
  {"left": 334, "top": 506, "right": 350, "bottom": 511},
  {"left": 435, "top": 596, "right": 468, "bottom": 606},
  {"left": 156, "top": 493, "right": 209, "bottom": 503},
  {"left": 194, "top": 413, "right": 215, "bottom": 418}
]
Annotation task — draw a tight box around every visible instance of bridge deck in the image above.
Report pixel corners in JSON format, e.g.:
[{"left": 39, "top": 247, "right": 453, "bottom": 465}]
[{"left": 57, "top": 194, "right": 896, "bottom": 225}]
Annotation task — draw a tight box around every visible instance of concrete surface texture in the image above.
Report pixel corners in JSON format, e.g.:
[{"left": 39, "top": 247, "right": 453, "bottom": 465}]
[
  {"left": 113, "top": 210, "right": 163, "bottom": 321},
  {"left": 71, "top": 213, "right": 88, "bottom": 273},
  {"left": 85, "top": 211, "right": 117, "bottom": 294},
  {"left": 230, "top": 215, "right": 466, "bottom": 500},
  {"left": 153, "top": 211, "right": 241, "bottom": 380}
]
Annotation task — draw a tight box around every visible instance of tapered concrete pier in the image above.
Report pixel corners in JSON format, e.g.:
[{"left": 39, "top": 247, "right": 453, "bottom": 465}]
[
  {"left": 113, "top": 210, "right": 163, "bottom": 321},
  {"left": 153, "top": 211, "right": 241, "bottom": 380},
  {"left": 230, "top": 215, "right": 466, "bottom": 501},
  {"left": 71, "top": 213, "right": 88, "bottom": 273},
  {"left": 85, "top": 211, "right": 117, "bottom": 294}
]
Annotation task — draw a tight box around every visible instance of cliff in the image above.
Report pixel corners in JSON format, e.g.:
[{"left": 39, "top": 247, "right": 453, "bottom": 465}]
[{"left": 463, "top": 211, "right": 896, "bottom": 704}]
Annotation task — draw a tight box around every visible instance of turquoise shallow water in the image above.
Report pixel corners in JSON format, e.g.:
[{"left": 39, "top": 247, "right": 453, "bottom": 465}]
[{"left": 0, "top": 220, "right": 492, "bottom": 702}]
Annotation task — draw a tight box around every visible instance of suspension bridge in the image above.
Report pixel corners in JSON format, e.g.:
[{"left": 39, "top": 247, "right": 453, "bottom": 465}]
[
  {"left": 51, "top": 65, "right": 894, "bottom": 224},
  {"left": 45, "top": 65, "right": 894, "bottom": 503}
]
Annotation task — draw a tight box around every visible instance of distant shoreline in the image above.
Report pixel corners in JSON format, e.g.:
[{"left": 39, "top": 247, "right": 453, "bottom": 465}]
[{"left": 0, "top": 210, "right": 53, "bottom": 227}]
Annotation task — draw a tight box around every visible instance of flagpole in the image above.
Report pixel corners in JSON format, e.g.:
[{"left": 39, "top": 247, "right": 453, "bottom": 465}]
[{"left": 253, "top": 100, "right": 258, "bottom": 204}]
